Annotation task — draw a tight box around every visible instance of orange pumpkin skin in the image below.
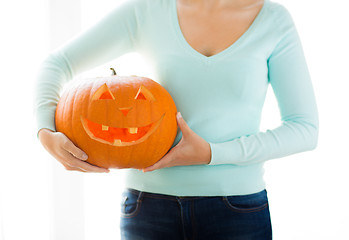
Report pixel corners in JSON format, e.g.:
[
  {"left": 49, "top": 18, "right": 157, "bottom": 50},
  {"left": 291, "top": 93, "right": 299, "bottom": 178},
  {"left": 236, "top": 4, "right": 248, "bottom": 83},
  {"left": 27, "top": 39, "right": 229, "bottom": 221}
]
[{"left": 55, "top": 74, "right": 178, "bottom": 169}]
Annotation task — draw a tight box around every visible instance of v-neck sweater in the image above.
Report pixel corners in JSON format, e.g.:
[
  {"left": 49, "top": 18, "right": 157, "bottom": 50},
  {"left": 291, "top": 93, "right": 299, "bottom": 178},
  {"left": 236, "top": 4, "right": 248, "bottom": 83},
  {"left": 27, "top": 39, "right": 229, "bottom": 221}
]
[{"left": 34, "top": 0, "right": 319, "bottom": 196}]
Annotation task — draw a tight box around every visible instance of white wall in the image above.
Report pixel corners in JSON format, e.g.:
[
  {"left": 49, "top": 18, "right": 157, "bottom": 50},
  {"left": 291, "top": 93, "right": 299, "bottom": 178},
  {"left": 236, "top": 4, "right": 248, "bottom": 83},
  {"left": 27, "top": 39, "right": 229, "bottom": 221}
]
[
  {"left": 263, "top": 0, "right": 349, "bottom": 239},
  {"left": 0, "top": 0, "right": 50, "bottom": 240}
]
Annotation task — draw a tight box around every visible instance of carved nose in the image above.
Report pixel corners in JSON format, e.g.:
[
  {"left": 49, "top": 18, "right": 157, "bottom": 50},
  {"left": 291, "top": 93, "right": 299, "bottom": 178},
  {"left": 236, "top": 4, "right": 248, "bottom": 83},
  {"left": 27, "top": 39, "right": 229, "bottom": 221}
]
[{"left": 119, "top": 107, "right": 132, "bottom": 116}]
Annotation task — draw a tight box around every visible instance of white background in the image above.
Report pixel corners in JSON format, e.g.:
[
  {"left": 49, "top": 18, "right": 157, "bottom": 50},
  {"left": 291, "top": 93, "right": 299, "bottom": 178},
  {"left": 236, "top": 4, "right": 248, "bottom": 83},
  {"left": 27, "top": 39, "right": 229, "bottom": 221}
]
[{"left": 0, "top": 0, "right": 348, "bottom": 239}]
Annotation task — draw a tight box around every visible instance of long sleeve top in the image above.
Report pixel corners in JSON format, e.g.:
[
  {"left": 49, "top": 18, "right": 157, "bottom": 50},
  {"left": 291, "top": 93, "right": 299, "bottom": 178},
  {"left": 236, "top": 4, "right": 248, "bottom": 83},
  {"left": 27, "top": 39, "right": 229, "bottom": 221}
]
[{"left": 34, "top": 0, "right": 319, "bottom": 196}]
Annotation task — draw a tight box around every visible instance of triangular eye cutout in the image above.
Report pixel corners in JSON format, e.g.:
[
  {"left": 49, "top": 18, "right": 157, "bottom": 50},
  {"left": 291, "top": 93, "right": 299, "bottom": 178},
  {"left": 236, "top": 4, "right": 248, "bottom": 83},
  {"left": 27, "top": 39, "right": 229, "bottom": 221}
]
[
  {"left": 135, "top": 91, "right": 146, "bottom": 100},
  {"left": 134, "top": 85, "right": 155, "bottom": 101},
  {"left": 99, "top": 91, "right": 114, "bottom": 100},
  {"left": 92, "top": 83, "right": 115, "bottom": 100}
]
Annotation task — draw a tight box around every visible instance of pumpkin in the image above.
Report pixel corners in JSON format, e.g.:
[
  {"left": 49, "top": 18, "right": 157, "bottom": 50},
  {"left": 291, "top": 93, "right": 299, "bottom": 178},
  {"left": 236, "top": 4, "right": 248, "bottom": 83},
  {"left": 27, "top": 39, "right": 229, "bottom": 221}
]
[{"left": 55, "top": 68, "right": 178, "bottom": 169}]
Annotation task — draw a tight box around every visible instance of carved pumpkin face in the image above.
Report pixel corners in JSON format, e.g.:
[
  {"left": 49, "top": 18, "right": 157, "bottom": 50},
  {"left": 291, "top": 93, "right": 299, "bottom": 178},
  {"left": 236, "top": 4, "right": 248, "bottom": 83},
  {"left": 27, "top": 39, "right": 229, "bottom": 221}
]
[
  {"left": 81, "top": 83, "right": 164, "bottom": 147},
  {"left": 55, "top": 73, "right": 178, "bottom": 169}
]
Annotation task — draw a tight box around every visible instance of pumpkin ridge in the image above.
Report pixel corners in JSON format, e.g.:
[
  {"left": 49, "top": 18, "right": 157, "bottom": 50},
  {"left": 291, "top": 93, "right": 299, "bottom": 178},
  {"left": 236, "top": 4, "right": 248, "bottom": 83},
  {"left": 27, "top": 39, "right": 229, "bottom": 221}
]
[{"left": 70, "top": 87, "right": 79, "bottom": 147}]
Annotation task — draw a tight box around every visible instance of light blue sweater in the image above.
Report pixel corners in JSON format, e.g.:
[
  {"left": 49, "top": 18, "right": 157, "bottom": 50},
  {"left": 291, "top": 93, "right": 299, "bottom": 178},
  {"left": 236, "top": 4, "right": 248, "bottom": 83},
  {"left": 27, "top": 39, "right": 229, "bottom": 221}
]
[{"left": 35, "top": 0, "right": 319, "bottom": 196}]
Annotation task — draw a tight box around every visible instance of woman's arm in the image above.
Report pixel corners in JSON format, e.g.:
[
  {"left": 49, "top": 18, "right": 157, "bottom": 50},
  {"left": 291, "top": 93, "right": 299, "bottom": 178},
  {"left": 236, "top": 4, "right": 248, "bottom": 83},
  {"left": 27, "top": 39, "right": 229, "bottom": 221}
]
[
  {"left": 34, "top": 0, "right": 141, "bottom": 135},
  {"left": 208, "top": 8, "right": 319, "bottom": 166},
  {"left": 34, "top": 0, "right": 142, "bottom": 172}
]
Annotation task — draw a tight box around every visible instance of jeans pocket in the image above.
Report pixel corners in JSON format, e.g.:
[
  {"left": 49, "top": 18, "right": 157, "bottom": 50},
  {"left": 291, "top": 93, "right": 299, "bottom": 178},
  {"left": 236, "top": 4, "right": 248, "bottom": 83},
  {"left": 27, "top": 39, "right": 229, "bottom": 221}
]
[
  {"left": 222, "top": 190, "right": 269, "bottom": 213},
  {"left": 120, "top": 189, "right": 142, "bottom": 218}
]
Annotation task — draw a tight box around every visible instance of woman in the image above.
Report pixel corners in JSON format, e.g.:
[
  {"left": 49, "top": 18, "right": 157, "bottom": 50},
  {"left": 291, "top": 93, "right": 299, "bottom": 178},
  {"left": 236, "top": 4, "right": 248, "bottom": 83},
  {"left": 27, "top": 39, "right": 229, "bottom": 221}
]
[{"left": 35, "top": 0, "right": 319, "bottom": 239}]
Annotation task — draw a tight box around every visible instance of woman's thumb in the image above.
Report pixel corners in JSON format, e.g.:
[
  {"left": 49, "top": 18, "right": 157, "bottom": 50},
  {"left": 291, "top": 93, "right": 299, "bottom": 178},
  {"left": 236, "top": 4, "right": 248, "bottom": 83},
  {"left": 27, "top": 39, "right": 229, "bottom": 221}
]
[
  {"left": 61, "top": 135, "right": 88, "bottom": 160},
  {"left": 177, "top": 112, "right": 190, "bottom": 136}
]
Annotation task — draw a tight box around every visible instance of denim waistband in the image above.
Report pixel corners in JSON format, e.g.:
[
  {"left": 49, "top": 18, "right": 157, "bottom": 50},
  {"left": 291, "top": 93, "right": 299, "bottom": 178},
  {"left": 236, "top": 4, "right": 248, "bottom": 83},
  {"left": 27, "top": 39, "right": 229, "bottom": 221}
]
[{"left": 125, "top": 188, "right": 267, "bottom": 201}]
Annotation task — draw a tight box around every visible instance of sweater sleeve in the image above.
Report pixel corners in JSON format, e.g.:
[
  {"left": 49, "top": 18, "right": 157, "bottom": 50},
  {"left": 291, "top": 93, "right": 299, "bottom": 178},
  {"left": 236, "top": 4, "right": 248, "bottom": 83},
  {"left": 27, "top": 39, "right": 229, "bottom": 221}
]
[
  {"left": 34, "top": 0, "right": 140, "bottom": 135},
  {"left": 208, "top": 7, "right": 319, "bottom": 166}
]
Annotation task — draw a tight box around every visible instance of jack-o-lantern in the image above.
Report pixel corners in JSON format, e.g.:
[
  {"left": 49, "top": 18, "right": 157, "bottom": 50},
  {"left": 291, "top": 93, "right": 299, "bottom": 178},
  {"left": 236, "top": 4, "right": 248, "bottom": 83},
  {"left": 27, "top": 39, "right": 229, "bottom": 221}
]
[{"left": 55, "top": 68, "right": 178, "bottom": 169}]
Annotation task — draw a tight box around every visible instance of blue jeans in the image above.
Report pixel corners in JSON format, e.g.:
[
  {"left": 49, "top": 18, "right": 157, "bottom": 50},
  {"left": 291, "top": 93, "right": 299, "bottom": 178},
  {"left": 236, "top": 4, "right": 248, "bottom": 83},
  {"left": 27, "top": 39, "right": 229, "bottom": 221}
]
[{"left": 120, "top": 188, "right": 272, "bottom": 240}]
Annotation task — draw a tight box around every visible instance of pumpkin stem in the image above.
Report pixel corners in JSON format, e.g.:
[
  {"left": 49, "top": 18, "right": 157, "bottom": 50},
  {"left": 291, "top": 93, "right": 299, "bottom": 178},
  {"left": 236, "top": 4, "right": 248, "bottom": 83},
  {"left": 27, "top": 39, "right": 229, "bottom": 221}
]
[{"left": 110, "top": 68, "right": 117, "bottom": 76}]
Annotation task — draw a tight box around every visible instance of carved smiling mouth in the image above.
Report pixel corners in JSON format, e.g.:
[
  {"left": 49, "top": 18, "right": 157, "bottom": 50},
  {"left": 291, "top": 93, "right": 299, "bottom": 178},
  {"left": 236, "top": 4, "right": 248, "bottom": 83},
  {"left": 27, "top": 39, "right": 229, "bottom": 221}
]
[{"left": 81, "top": 114, "right": 164, "bottom": 146}]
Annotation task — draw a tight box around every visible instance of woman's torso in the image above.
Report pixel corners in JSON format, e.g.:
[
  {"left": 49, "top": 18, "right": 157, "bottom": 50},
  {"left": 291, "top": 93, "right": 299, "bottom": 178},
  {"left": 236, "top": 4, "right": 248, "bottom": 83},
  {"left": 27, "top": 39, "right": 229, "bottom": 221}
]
[{"left": 125, "top": 0, "right": 275, "bottom": 196}]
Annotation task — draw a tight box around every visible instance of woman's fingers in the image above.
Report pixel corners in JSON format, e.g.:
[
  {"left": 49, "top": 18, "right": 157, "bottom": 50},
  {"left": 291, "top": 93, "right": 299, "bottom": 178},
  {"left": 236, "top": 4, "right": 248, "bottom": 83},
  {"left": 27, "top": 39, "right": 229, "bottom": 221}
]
[
  {"left": 62, "top": 163, "right": 87, "bottom": 172},
  {"left": 61, "top": 136, "right": 88, "bottom": 161},
  {"left": 60, "top": 150, "right": 109, "bottom": 173}
]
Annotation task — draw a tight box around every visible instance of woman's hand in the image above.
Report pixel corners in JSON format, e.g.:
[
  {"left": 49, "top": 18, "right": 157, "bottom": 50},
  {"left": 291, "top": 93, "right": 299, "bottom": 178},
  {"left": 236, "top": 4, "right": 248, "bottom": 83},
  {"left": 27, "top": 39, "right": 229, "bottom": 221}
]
[
  {"left": 38, "top": 129, "right": 110, "bottom": 173},
  {"left": 142, "top": 112, "right": 212, "bottom": 172}
]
